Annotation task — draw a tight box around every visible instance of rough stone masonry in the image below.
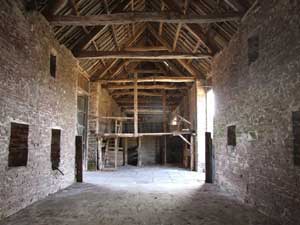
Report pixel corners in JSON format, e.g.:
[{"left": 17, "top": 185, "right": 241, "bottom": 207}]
[
  {"left": 212, "top": 1, "right": 300, "bottom": 224},
  {"left": 0, "top": 1, "right": 80, "bottom": 219}
]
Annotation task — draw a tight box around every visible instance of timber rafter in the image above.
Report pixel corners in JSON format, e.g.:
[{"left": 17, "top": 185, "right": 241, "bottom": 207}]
[{"left": 41, "top": 0, "right": 254, "bottom": 115}]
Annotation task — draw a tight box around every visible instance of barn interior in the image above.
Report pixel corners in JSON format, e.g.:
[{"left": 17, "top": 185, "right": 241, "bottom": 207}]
[{"left": 0, "top": 0, "right": 299, "bottom": 225}]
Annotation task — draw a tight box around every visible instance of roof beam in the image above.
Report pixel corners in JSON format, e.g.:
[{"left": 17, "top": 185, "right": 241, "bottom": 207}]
[
  {"left": 103, "top": 0, "right": 120, "bottom": 50},
  {"left": 75, "top": 51, "right": 211, "bottom": 60},
  {"left": 90, "top": 26, "right": 145, "bottom": 81},
  {"left": 162, "top": 0, "right": 218, "bottom": 54},
  {"left": 71, "top": 0, "right": 129, "bottom": 53},
  {"left": 43, "top": 0, "right": 68, "bottom": 18},
  {"left": 112, "top": 91, "right": 163, "bottom": 97},
  {"left": 129, "top": 69, "right": 165, "bottom": 74},
  {"left": 173, "top": 23, "right": 182, "bottom": 51},
  {"left": 158, "top": 1, "right": 165, "bottom": 36},
  {"left": 123, "top": 46, "right": 168, "bottom": 51},
  {"left": 106, "top": 85, "right": 188, "bottom": 90},
  {"left": 112, "top": 91, "right": 184, "bottom": 97},
  {"left": 172, "top": 0, "right": 190, "bottom": 51},
  {"left": 147, "top": 24, "right": 205, "bottom": 79},
  {"left": 124, "top": 109, "right": 170, "bottom": 114},
  {"left": 117, "top": 99, "right": 174, "bottom": 104},
  {"left": 101, "top": 76, "right": 195, "bottom": 83},
  {"left": 223, "top": 0, "right": 246, "bottom": 12},
  {"left": 49, "top": 12, "right": 241, "bottom": 26}
]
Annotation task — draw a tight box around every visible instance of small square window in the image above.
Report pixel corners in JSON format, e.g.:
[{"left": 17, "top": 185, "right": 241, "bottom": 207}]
[
  {"left": 227, "top": 125, "right": 236, "bottom": 146},
  {"left": 248, "top": 35, "right": 259, "bottom": 65},
  {"left": 8, "top": 123, "right": 29, "bottom": 167},
  {"left": 292, "top": 111, "right": 300, "bottom": 166},
  {"left": 50, "top": 54, "right": 57, "bottom": 78},
  {"left": 51, "top": 129, "right": 61, "bottom": 170}
]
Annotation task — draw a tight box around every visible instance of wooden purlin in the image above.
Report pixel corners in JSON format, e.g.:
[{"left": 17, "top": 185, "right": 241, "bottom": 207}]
[
  {"left": 91, "top": 26, "right": 146, "bottom": 81},
  {"left": 75, "top": 51, "right": 212, "bottom": 60},
  {"left": 71, "top": 0, "right": 131, "bottom": 53},
  {"left": 147, "top": 24, "right": 206, "bottom": 79},
  {"left": 49, "top": 12, "right": 241, "bottom": 26},
  {"left": 97, "top": 131, "right": 195, "bottom": 138},
  {"left": 101, "top": 76, "right": 195, "bottom": 83}
]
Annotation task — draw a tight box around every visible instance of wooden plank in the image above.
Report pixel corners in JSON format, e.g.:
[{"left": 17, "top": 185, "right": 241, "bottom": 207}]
[
  {"left": 75, "top": 51, "right": 211, "bottom": 60},
  {"left": 90, "top": 26, "right": 146, "bottom": 81},
  {"left": 106, "top": 84, "right": 188, "bottom": 90},
  {"left": 131, "top": 0, "right": 135, "bottom": 35},
  {"left": 129, "top": 69, "right": 165, "bottom": 74},
  {"left": 101, "top": 76, "right": 195, "bottom": 83},
  {"left": 137, "top": 137, "right": 142, "bottom": 166},
  {"left": 190, "top": 135, "right": 195, "bottom": 171},
  {"left": 147, "top": 24, "right": 206, "bottom": 79},
  {"left": 97, "top": 137, "right": 103, "bottom": 170},
  {"left": 101, "top": 116, "right": 134, "bottom": 120},
  {"left": 114, "top": 137, "right": 118, "bottom": 169},
  {"left": 103, "top": 0, "right": 120, "bottom": 50},
  {"left": 71, "top": 0, "right": 130, "bottom": 53},
  {"left": 124, "top": 109, "right": 170, "bottom": 114},
  {"left": 178, "top": 134, "right": 191, "bottom": 146},
  {"left": 162, "top": 90, "right": 167, "bottom": 133},
  {"left": 176, "top": 113, "right": 192, "bottom": 125},
  {"left": 112, "top": 92, "right": 185, "bottom": 98},
  {"left": 124, "top": 138, "right": 128, "bottom": 165},
  {"left": 173, "top": 23, "right": 182, "bottom": 51},
  {"left": 98, "top": 131, "right": 194, "bottom": 138},
  {"left": 117, "top": 99, "right": 178, "bottom": 104},
  {"left": 159, "top": 1, "right": 165, "bottom": 36},
  {"left": 162, "top": 90, "right": 167, "bottom": 165},
  {"left": 123, "top": 46, "right": 168, "bottom": 51},
  {"left": 134, "top": 73, "right": 138, "bottom": 136},
  {"left": 49, "top": 12, "right": 241, "bottom": 26},
  {"left": 162, "top": 0, "right": 217, "bottom": 54},
  {"left": 112, "top": 91, "right": 164, "bottom": 97}
]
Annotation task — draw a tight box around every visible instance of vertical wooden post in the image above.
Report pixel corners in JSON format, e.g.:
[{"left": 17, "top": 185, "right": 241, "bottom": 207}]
[
  {"left": 97, "top": 137, "right": 103, "bottom": 170},
  {"left": 205, "top": 132, "right": 213, "bottom": 183},
  {"left": 190, "top": 135, "right": 195, "bottom": 171},
  {"left": 75, "top": 136, "right": 83, "bottom": 182},
  {"left": 114, "top": 137, "right": 118, "bottom": 169},
  {"left": 137, "top": 136, "right": 142, "bottom": 167},
  {"left": 134, "top": 73, "right": 138, "bottom": 136},
  {"left": 162, "top": 90, "right": 167, "bottom": 165},
  {"left": 124, "top": 138, "right": 128, "bottom": 165}
]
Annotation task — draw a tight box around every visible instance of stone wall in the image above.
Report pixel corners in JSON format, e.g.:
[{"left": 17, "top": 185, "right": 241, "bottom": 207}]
[
  {"left": 0, "top": 1, "right": 79, "bottom": 219},
  {"left": 212, "top": 1, "right": 300, "bottom": 224}
]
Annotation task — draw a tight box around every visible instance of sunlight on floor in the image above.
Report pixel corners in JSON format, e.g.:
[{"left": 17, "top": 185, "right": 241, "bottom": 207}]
[{"left": 84, "top": 166, "right": 205, "bottom": 192}]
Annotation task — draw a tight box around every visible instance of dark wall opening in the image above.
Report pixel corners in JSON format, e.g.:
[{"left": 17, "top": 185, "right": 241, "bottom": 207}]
[
  {"left": 50, "top": 54, "right": 57, "bottom": 78},
  {"left": 8, "top": 123, "right": 29, "bottom": 167},
  {"left": 227, "top": 125, "right": 236, "bottom": 146},
  {"left": 51, "top": 129, "right": 61, "bottom": 170},
  {"left": 292, "top": 111, "right": 300, "bottom": 166},
  {"left": 167, "top": 137, "right": 183, "bottom": 165}
]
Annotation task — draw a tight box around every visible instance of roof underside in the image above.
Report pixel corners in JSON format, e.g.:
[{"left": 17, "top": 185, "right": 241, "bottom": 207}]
[{"left": 36, "top": 0, "right": 254, "bottom": 114}]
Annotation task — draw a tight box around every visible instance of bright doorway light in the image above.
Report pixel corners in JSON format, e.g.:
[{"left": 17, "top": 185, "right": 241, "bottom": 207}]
[{"left": 207, "top": 89, "right": 215, "bottom": 137}]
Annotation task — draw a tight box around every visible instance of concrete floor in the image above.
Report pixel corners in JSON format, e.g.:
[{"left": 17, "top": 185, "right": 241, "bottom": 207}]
[{"left": 0, "top": 166, "right": 279, "bottom": 225}]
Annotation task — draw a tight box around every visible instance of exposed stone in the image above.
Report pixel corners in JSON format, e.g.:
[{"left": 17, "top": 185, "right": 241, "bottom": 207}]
[
  {"left": 0, "top": 1, "right": 81, "bottom": 219},
  {"left": 212, "top": 1, "right": 300, "bottom": 224}
]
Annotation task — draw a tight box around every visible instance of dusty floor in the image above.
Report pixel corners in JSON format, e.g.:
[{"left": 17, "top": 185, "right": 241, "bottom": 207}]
[{"left": 0, "top": 166, "right": 279, "bottom": 225}]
